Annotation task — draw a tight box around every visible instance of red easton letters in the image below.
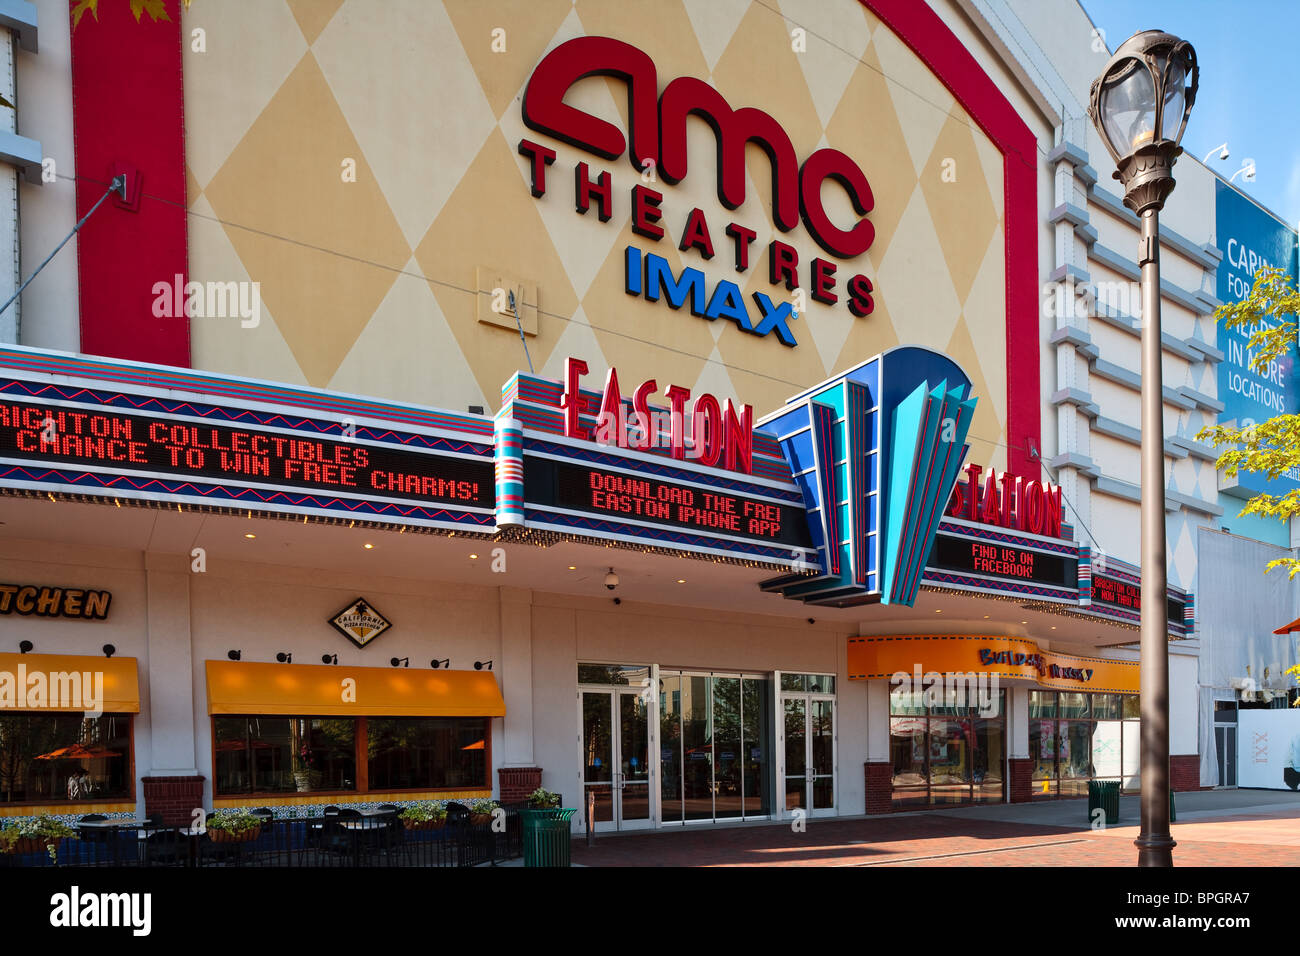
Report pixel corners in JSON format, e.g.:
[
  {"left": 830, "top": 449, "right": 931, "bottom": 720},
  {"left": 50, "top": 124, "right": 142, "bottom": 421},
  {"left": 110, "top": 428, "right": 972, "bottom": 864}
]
[{"left": 561, "top": 357, "right": 753, "bottom": 474}]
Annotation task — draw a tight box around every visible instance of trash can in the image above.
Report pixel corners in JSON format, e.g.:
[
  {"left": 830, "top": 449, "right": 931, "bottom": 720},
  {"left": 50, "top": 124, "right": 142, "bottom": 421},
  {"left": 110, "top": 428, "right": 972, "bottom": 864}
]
[
  {"left": 520, "top": 808, "right": 576, "bottom": 867},
  {"left": 1087, "top": 780, "right": 1120, "bottom": 825}
]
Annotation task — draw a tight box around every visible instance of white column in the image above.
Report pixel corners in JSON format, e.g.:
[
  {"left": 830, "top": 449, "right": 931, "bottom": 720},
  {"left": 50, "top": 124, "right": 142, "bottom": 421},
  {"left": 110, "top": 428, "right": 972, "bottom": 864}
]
[
  {"left": 143, "top": 552, "right": 199, "bottom": 775},
  {"left": 498, "top": 586, "right": 534, "bottom": 767}
]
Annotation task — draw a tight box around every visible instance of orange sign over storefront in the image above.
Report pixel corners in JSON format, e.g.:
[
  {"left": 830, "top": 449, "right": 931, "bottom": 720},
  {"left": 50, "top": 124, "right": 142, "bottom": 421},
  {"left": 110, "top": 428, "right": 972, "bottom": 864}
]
[{"left": 847, "top": 635, "right": 1139, "bottom": 694}]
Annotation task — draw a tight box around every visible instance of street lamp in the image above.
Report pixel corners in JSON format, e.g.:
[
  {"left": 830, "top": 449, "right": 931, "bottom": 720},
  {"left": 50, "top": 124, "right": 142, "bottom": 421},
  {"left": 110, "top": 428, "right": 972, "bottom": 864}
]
[{"left": 1088, "top": 30, "right": 1197, "bottom": 868}]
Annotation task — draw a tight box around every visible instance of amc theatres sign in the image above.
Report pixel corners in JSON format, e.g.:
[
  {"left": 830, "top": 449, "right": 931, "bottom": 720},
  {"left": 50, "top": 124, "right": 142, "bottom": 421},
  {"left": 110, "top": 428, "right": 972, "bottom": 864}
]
[{"left": 518, "top": 36, "right": 877, "bottom": 346}]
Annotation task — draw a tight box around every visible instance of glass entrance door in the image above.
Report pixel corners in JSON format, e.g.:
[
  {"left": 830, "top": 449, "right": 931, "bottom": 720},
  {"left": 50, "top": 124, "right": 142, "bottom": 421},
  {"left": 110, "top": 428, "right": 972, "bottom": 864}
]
[
  {"left": 580, "top": 688, "right": 651, "bottom": 831},
  {"left": 780, "top": 674, "right": 836, "bottom": 816}
]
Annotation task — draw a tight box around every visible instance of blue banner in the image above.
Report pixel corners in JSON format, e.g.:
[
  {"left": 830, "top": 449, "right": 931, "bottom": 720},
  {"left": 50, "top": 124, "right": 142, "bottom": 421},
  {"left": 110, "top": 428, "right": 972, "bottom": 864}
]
[{"left": 1215, "top": 180, "right": 1300, "bottom": 499}]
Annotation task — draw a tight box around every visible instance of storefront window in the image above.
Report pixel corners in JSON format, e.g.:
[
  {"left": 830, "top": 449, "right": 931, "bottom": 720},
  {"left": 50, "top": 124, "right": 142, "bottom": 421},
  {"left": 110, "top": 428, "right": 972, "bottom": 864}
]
[
  {"left": 0, "top": 713, "right": 132, "bottom": 803},
  {"left": 368, "top": 718, "right": 488, "bottom": 791},
  {"left": 214, "top": 717, "right": 355, "bottom": 795},
  {"left": 1030, "top": 692, "right": 1140, "bottom": 799},
  {"left": 578, "top": 664, "right": 651, "bottom": 686},
  {"left": 890, "top": 690, "right": 1006, "bottom": 807}
]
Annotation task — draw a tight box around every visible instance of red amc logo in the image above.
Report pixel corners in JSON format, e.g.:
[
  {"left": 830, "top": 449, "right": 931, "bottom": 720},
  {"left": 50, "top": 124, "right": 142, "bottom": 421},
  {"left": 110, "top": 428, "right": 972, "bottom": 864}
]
[{"left": 522, "top": 36, "right": 875, "bottom": 260}]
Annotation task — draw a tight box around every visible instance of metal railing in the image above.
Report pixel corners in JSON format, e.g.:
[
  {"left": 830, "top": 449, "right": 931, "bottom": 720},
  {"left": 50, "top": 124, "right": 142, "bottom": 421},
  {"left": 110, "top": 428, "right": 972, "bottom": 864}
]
[{"left": 0, "top": 805, "right": 527, "bottom": 868}]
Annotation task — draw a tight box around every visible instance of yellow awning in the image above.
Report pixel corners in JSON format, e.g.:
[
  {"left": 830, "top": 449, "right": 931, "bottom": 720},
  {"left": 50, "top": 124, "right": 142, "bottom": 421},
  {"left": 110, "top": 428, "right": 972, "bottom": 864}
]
[
  {"left": 0, "top": 653, "right": 140, "bottom": 713},
  {"left": 205, "top": 659, "right": 505, "bottom": 717}
]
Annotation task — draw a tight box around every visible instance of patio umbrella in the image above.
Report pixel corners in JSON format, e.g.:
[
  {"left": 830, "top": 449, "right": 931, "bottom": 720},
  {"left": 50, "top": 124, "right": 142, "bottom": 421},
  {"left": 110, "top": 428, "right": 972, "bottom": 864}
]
[
  {"left": 1272, "top": 616, "right": 1300, "bottom": 634},
  {"left": 34, "top": 743, "right": 120, "bottom": 760}
]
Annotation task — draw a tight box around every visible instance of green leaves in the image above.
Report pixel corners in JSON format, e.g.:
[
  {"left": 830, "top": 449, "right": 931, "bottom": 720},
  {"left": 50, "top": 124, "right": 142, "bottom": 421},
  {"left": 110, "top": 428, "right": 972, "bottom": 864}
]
[
  {"left": 1195, "top": 265, "right": 1300, "bottom": 555},
  {"left": 73, "top": 0, "right": 193, "bottom": 29},
  {"left": 70, "top": 0, "right": 99, "bottom": 28}
]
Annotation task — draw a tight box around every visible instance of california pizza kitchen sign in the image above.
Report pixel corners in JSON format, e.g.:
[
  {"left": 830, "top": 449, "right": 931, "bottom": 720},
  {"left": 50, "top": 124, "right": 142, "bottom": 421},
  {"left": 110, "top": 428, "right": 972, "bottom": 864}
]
[
  {"left": 329, "top": 598, "right": 392, "bottom": 649},
  {"left": 519, "top": 35, "right": 878, "bottom": 348}
]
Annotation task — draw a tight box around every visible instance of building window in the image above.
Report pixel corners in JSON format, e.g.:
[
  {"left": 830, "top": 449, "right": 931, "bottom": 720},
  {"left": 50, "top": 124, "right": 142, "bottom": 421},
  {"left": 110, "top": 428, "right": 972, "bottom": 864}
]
[
  {"left": 889, "top": 688, "right": 1006, "bottom": 808},
  {"left": 214, "top": 717, "right": 356, "bottom": 795},
  {"left": 1029, "top": 690, "right": 1139, "bottom": 798},
  {"left": 213, "top": 715, "right": 490, "bottom": 796},
  {"left": 0, "top": 713, "right": 132, "bottom": 804},
  {"left": 367, "top": 718, "right": 489, "bottom": 791}
]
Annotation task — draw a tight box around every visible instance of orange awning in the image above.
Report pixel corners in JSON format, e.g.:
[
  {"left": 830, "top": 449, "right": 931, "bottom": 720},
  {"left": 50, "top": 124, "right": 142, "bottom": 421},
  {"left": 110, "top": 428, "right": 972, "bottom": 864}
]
[
  {"left": 205, "top": 659, "right": 505, "bottom": 717},
  {"left": 0, "top": 652, "right": 140, "bottom": 713},
  {"left": 1273, "top": 617, "right": 1300, "bottom": 635}
]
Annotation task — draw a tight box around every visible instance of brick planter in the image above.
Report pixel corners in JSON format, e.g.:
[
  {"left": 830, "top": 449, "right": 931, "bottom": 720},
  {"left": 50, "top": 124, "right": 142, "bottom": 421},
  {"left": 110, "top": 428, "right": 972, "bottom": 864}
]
[
  {"left": 864, "top": 761, "right": 892, "bottom": 814},
  {"left": 498, "top": 767, "right": 543, "bottom": 804},
  {"left": 142, "top": 775, "right": 205, "bottom": 826},
  {"left": 1009, "top": 758, "right": 1034, "bottom": 803}
]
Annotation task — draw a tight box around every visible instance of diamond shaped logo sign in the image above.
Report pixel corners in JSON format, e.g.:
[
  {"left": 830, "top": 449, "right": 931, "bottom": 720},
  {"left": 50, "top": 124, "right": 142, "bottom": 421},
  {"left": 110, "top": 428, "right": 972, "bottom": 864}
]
[{"left": 329, "top": 598, "right": 392, "bottom": 649}]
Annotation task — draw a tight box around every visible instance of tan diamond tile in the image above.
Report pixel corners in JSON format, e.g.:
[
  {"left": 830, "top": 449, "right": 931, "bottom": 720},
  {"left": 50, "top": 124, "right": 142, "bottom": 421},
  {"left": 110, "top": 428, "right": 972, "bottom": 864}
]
[
  {"left": 830, "top": 289, "right": 899, "bottom": 379},
  {"left": 443, "top": 0, "right": 575, "bottom": 120},
  {"left": 203, "top": 52, "right": 410, "bottom": 387},
  {"left": 414, "top": 129, "right": 579, "bottom": 406},
  {"left": 187, "top": 193, "right": 309, "bottom": 387},
  {"left": 824, "top": 41, "right": 918, "bottom": 273},
  {"left": 328, "top": 256, "right": 487, "bottom": 413},
  {"left": 959, "top": 224, "right": 1008, "bottom": 429},
  {"left": 313, "top": 0, "right": 498, "bottom": 248},
  {"left": 945, "top": 315, "right": 1005, "bottom": 473},
  {"left": 286, "top": 0, "right": 342, "bottom": 44},
  {"left": 918, "top": 111, "right": 999, "bottom": 307},
  {"left": 575, "top": 0, "right": 710, "bottom": 94},
  {"left": 182, "top": 0, "right": 308, "bottom": 190}
]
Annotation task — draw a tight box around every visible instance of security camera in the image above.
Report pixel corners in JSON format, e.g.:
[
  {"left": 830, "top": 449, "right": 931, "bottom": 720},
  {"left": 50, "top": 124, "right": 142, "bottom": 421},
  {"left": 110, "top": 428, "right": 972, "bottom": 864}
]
[{"left": 605, "top": 568, "right": 619, "bottom": 591}]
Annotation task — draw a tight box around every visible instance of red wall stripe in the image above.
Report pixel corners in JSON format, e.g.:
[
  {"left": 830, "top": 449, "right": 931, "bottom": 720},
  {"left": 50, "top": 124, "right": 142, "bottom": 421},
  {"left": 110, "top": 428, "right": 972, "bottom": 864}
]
[
  {"left": 859, "top": 0, "right": 1041, "bottom": 477},
  {"left": 69, "top": 0, "right": 190, "bottom": 368}
]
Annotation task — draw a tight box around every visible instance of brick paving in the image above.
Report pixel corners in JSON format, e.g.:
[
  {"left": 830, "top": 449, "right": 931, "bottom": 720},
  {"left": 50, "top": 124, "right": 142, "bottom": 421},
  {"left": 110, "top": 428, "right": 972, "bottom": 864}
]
[{"left": 568, "top": 805, "right": 1300, "bottom": 867}]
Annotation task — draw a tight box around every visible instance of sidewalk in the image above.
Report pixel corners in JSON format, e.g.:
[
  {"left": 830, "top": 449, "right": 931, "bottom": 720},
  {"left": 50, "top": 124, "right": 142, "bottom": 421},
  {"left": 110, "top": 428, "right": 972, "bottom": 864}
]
[{"left": 566, "top": 790, "right": 1300, "bottom": 867}]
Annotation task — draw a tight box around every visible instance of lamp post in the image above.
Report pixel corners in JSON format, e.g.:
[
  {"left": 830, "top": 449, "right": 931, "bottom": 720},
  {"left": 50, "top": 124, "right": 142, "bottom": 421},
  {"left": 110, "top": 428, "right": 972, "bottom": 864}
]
[{"left": 1088, "top": 30, "right": 1198, "bottom": 868}]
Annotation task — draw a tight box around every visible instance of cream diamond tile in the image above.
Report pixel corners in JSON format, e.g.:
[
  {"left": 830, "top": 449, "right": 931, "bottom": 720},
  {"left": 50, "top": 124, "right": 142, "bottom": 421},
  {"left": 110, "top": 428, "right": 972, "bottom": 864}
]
[
  {"left": 187, "top": 193, "right": 308, "bottom": 386},
  {"left": 680, "top": 0, "right": 752, "bottom": 73},
  {"left": 328, "top": 256, "right": 487, "bottom": 414},
  {"left": 777, "top": 0, "right": 872, "bottom": 130},
  {"left": 692, "top": 345, "right": 742, "bottom": 407},
  {"left": 970, "top": 112, "right": 1005, "bottom": 220},
  {"left": 415, "top": 129, "right": 579, "bottom": 406},
  {"left": 873, "top": 17, "right": 956, "bottom": 179},
  {"left": 313, "top": 0, "right": 498, "bottom": 248},
  {"left": 183, "top": 0, "right": 308, "bottom": 190},
  {"left": 443, "top": 0, "right": 575, "bottom": 120},
  {"left": 286, "top": 0, "right": 342, "bottom": 44},
  {"left": 710, "top": 3, "right": 824, "bottom": 161},
  {"left": 540, "top": 305, "right": 607, "bottom": 383},
  {"left": 203, "top": 52, "right": 410, "bottom": 387},
  {"left": 874, "top": 187, "right": 963, "bottom": 350},
  {"left": 575, "top": 0, "right": 709, "bottom": 134}
]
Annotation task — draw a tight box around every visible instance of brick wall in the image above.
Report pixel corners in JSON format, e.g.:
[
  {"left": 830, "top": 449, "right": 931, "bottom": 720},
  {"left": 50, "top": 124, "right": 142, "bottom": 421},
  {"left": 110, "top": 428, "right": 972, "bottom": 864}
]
[
  {"left": 141, "top": 775, "right": 205, "bottom": 826},
  {"left": 1009, "top": 758, "right": 1033, "bottom": 803},
  {"left": 864, "top": 761, "right": 892, "bottom": 814},
  {"left": 498, "top": 767, "right": 543, "bottom": 804},
  {"left": 1170, "top": 754, "right": 1204, "bottom": 792}
]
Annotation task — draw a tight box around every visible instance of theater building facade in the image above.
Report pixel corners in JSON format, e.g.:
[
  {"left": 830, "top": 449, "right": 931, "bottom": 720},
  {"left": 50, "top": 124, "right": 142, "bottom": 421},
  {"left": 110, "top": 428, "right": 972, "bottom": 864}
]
[{"left": 0, "top": 0, "right": 1231, "bottom": 829}]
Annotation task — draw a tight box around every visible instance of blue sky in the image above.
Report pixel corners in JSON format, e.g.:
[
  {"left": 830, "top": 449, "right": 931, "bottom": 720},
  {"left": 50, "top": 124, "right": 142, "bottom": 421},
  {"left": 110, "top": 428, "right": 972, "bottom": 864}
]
[{"left": 1081, "top": 0, "right": 1300, "bottom": 226}]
